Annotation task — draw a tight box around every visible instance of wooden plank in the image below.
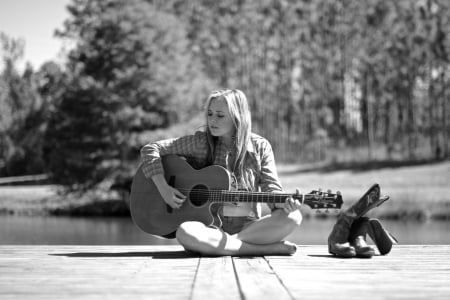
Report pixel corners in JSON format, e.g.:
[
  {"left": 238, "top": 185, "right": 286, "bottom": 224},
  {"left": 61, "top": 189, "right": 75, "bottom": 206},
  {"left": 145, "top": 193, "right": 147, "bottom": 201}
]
[
  {"left": 1, "top": 245, "right": 450, "bottom": 300},
  {"left": 0, "top": 245, "right": 198, "bottom": 300},
  {"left": 232, "top": 256, "right": 293, "bottom": 300},
  {"left": 191, "top": 256, "right": 241, "bottom": 300},
  {"left": 266, "top": 245, "right": 450, "bottom": 300}
]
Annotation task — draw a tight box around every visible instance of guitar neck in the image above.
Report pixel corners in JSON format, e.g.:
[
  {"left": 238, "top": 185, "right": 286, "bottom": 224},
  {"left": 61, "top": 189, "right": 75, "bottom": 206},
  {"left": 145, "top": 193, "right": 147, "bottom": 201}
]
[{"left": 212, "top": 190, "right": 307, "bottom": 204}]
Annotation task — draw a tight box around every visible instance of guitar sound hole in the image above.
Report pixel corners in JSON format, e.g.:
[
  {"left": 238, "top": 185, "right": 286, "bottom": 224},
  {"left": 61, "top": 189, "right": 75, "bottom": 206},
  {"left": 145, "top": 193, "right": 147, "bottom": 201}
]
[{"left": 189, "top": 185, "right": 209, "bottom": 207}]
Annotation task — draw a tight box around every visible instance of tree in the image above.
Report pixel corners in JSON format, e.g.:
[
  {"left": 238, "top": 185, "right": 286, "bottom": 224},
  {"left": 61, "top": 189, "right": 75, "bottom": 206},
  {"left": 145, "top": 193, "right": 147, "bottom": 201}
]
[
  {"left": 44, "top": 0, "right": 212, "bottom": 188},
  {"left": 0, "top": 32, "right": 49, "bottom": 176}
]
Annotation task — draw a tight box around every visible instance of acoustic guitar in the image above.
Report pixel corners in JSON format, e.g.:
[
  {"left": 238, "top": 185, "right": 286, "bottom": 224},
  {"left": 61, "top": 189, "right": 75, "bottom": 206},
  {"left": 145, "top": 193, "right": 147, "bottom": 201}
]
[{"left": 130, "top": 155, "right": 343, "bottom": 236}]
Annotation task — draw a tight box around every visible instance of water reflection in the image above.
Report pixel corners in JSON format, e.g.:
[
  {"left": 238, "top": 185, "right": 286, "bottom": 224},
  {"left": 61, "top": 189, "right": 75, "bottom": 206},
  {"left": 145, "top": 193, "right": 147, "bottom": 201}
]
[
  {"left": 0, "top": 215, "right": 178, "bottom": 245},
  {"left": 1, "top": 215, "right": 449, "bottom": 245},
  {"left": 288, "top": 218, "right": 450, "bottom": 245}
]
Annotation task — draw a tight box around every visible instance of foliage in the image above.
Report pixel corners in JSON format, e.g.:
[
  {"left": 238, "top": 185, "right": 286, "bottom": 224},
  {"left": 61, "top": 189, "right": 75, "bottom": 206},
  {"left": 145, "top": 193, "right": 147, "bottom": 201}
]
[
  {"left": 162, "top": 0, "right": 450, "bottom": 162},
  {"left": 43, "top": 0, "right": 212, "bottom": 188},
  {"left": 1, "top": 0, "right": 449, "bottom": 190},
  {"left": 0, "top": 33, "right": 52, "bottom": 176}
]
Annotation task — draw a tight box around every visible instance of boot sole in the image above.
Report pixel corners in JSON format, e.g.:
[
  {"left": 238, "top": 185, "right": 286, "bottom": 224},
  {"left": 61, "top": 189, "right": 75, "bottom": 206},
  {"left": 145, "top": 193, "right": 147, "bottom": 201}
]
[
  {"left": 354, "top": 246, "right": 375, "bottom": 258},
  {"left": 328, "top": 244, "right": 356, "bottom": 258}
]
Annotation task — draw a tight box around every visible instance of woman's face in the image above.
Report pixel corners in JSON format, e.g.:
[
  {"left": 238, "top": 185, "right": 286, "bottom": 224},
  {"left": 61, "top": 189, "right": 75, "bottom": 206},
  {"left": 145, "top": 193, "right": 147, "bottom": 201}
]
[{"left": 207, "top": 97, "right": 235, "bottom": 139}]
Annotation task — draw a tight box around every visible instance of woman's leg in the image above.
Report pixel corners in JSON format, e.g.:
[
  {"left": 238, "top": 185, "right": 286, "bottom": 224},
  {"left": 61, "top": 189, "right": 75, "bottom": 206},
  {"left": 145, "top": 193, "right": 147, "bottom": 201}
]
[
  {"left": 235, "top": 208, "right": 302, "bottom": 244},
  {"left": 176, "top": 220, "right": 297, "bottom": 256}
]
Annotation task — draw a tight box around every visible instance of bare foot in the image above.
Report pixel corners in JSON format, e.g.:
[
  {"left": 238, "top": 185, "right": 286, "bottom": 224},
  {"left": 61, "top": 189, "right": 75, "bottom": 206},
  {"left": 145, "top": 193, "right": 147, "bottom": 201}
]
[
  {"left": 282, "top": 241, "right": 298, "bottom": 255},
  {"left": 268, "top": 241, "right": 297, "bottom": 255}
]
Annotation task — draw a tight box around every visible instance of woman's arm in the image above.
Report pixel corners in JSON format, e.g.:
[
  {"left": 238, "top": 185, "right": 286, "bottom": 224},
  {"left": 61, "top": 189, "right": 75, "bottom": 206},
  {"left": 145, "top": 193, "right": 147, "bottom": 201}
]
[
  {"left": 258, "top": 139, "right": 283, "bottom": 193},
  {"left": 140, "top": 132, "right": 207, "bottom": 208},
  {"left": 140, "top": 131, "right": 207, "bottom": 180},
  {"left": 258, "top": 139, "right": 301, "bottom": 211}
]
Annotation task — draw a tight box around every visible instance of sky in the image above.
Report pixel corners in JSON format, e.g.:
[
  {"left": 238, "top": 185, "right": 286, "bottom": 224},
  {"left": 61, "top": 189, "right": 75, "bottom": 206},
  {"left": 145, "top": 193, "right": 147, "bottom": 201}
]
[{"left": 0, "top": 0, "right": 72, "bottom": 71}]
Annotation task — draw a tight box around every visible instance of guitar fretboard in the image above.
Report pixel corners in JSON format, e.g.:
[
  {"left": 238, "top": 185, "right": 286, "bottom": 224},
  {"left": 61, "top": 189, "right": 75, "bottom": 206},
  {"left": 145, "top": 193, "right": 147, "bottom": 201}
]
[{"left": 209, "top": 190, "right": 305, "bottom": 204}]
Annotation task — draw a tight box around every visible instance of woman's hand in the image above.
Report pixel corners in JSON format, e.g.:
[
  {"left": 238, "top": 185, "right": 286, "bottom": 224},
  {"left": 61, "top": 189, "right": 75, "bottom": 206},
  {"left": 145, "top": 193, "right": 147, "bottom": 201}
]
[
  {"left": 283, "top": 188, "right": 302, "bottom": 214},
  {"left": 152, "top": 174, "right": 186, "bottom": 209},
  {"left": 159, "top": 185, "right": 186, "bottom": 209}
]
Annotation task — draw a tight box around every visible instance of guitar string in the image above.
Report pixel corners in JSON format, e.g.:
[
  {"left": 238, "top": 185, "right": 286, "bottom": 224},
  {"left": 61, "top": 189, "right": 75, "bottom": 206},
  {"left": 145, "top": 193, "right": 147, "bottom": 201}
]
[
  {"left": 170, "top": 188, "right": 328, "bottom": 196},
  {"left": 177, "top": 189, "right": 293, "bottom": 203},
  {"left": 174, "top": 188, "right": 307, "bottom": 198},
  {"left": 172, "top": 188, "right": 333, "bottom": 198},
  {"left": 169, "top": 188, "right": 336, "bottom": 204}
]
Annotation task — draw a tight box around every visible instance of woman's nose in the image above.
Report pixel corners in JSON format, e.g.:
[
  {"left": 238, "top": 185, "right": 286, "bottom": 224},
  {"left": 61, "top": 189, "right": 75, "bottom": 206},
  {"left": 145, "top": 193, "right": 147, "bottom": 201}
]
[{"left": 209, "top": 116, "right": 218, "bottom": 124}]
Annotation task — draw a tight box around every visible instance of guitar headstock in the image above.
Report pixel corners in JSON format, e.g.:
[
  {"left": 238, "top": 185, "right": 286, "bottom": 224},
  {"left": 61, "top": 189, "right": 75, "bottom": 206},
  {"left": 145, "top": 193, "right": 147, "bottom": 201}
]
[{"left": 299, "top": 189, "right": 343, "bottom": 211}]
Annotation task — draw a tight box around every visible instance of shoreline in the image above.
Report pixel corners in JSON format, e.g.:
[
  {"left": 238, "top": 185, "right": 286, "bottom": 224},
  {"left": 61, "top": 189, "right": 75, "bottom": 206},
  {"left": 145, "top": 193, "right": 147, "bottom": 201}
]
[
  {"left": 0, "top": 185, "right": 449, "bottom": 221},
  {"left": 1, "top": 161, "right": 449, "bottom": 221}
]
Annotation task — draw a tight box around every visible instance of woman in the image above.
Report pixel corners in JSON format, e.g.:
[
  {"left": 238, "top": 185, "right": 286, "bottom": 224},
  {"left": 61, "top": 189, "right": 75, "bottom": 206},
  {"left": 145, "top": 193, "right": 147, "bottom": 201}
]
[{"left": 140, "top": 89, "right": 302, "bottom": 256}]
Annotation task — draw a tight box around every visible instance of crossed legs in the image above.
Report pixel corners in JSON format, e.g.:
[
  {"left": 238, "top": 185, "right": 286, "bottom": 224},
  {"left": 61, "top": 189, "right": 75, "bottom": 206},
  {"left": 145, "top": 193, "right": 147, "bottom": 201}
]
[{"left": 175, "top": 209, "right": 302, "bottom": 256}]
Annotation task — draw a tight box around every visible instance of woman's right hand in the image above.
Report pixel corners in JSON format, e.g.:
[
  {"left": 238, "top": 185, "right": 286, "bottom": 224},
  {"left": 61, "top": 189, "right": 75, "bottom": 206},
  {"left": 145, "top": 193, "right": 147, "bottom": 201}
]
[
  {"left": 152, "top": 174, "right": 186, "bottom": 209},
  {"left": 158, "top": 184, "right": 186, "bottom": 209}
]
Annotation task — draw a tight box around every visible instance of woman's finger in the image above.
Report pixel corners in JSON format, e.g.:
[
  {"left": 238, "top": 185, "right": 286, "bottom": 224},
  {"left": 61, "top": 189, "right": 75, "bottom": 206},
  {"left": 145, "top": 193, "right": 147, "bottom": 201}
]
[
  {"left": 174, "top": 190, "right": 186, "bottom": 199},
  {"left": 172, "top": 198, "right": 183, "bottom": 208},
  {"left": 285, "top": 197, "right": 301, "bottom": 212},
  {"left": 284, "top": 197, "right": 293, "bottom": 213}
]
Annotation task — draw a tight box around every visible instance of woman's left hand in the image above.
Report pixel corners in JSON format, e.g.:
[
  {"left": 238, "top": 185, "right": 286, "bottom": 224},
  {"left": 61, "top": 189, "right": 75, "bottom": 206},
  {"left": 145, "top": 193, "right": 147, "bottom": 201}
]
[{"left": 283, "top": 188, "right": 302, "bottom": 214}]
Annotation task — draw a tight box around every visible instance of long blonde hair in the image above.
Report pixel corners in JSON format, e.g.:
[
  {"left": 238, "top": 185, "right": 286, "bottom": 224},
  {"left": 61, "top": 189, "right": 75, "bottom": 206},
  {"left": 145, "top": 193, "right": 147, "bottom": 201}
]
[{"left": 204, "top": 89, "right": 252, "bottom": 188}]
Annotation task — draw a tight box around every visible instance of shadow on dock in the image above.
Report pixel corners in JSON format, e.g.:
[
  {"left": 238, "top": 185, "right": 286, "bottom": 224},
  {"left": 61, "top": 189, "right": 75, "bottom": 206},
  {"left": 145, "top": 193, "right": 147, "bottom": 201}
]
[{"left": 50, "top": 250, "right": 197, "bottom": 259}]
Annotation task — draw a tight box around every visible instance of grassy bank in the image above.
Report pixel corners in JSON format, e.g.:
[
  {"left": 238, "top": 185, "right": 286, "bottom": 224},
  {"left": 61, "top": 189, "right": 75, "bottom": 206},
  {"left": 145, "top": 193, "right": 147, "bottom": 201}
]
[
  {"left": 0, "top": 185, "right": 129, "bottom": 217},
  {"left": 0, "top": 161, "right": 449, "bottom": 221},
  {"left": 279, "top": 160, "right": 450, "bottom": 220}
]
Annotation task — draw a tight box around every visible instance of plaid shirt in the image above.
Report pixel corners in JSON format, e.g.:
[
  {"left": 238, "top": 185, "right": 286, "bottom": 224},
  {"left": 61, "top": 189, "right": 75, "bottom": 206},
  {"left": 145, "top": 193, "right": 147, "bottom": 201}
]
[{"left": 140, "top": 131, "right": 283, "bottom": 216}]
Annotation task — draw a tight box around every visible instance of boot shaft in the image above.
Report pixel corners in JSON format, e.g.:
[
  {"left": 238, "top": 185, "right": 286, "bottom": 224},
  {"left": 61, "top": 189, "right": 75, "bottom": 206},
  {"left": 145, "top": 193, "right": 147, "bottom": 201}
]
[{"left": 344, "top": 184, "right": 389, "bottom": 219}]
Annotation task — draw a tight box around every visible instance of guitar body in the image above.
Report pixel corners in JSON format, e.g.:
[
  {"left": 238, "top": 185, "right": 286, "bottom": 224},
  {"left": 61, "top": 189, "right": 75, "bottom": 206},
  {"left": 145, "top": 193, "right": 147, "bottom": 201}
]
[
  {"left": 130, "top": 155, "right": 344, "bottom": 237},
  {"left": 130, "top": 155, "right": 231, "bottom": 237}
]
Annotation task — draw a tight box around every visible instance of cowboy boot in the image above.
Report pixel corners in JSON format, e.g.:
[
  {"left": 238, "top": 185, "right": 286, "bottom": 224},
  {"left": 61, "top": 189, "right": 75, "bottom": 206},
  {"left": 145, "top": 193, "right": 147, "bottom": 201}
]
[
  {"left": 349, "top": 217, "right": 375, "bottom": 258},
  {"left": 328, "top": 183, "right": 389, "bottom": 257},
  {"left": 327, "top": 214, "right": 356, "bottom": 258},
  {"left": 367, "top": 218, "right": 398, "bottom": 255}
]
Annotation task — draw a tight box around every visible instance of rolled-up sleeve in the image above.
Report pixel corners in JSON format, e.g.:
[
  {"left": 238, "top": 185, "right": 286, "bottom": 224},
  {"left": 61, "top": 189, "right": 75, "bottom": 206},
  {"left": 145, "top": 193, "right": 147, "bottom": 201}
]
[
  {"left": 140, "top": 131, "right": 207, "bottom": 179},
  {"left": 259, "top": 140, "right": 283, "bottom": 192},
  {"left": 257, "top": 140, "right": 284, "bottom": 210}
]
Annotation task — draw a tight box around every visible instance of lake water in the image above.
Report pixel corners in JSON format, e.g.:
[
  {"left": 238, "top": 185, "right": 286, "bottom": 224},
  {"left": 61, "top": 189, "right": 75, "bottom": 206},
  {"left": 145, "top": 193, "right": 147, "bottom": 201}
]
[{"left": 1, "top": 215, "right": 450, "bottom": 245}]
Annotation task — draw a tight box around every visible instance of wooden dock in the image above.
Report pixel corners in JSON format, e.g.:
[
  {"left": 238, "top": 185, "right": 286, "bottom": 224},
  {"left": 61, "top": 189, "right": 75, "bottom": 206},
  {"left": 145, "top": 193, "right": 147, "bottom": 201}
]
[{"left": 1, "top": 245, "right": 449, "bottom": 299}]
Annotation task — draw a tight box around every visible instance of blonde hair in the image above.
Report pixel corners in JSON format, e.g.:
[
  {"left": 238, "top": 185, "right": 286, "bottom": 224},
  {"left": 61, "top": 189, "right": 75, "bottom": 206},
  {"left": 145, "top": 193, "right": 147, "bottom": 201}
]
[{"left": 204, "top": 89, "right": 252, "bottom": 188}]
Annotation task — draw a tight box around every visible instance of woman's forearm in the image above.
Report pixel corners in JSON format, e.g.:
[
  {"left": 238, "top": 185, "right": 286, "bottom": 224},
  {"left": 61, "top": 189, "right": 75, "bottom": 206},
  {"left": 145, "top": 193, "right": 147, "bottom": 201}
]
[{"left": 151, "top": 173, "right": 169, "bottom": 192}]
